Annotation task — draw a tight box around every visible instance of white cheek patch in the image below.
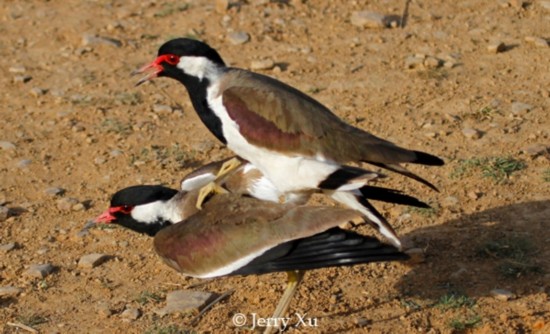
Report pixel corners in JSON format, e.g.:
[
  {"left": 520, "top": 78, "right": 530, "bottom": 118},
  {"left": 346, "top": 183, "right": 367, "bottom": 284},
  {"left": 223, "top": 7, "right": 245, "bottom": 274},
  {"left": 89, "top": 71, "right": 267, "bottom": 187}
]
[
  {"left": 131, "top": 201, "right": 166, "bottom": 224},
  {"left": 178, "top": 56, "right": 222, "bottom": 81}
]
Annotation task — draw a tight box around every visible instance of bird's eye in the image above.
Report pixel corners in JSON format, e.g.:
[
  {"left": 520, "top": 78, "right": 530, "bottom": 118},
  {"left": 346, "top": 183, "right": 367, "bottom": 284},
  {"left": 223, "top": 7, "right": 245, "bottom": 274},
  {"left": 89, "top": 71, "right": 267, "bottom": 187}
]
[
  {"left": 165, "top": 54, "right": 179, "bottom": 65},
  {"left": 120, "top": 205, "right": 133, "bottom": 214}
]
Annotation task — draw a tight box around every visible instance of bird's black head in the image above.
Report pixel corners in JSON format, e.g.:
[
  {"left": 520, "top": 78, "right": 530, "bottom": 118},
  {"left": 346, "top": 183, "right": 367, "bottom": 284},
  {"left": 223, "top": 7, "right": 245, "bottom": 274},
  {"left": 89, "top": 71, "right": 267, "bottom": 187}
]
[
  {"left": 96, "top": 185, "right": 179, "bottom": 237},
  {"left": 134, "top": 38, "right": 225, "bottom": 86}
]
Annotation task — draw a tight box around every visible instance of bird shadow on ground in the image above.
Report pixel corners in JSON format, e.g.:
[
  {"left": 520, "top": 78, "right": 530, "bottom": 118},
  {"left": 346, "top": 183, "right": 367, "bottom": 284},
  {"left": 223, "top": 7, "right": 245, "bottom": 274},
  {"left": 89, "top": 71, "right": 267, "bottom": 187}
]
[{"left": 396, "top": 200, "right": 549, "bottom": 301}]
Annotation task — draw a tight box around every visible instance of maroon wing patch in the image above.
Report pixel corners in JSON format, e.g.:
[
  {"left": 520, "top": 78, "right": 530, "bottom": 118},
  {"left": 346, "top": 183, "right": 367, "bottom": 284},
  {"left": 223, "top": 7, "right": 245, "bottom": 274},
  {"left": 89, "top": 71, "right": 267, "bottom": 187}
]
[{"left": 222, "top": 89, "right": 306, "bottom": 153}]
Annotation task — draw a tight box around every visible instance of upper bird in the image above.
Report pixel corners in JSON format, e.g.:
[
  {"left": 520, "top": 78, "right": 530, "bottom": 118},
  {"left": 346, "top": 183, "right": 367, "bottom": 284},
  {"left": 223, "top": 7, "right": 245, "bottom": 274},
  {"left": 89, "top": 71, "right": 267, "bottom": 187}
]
[{"left": 134, "top": 38, "right": 443, "bottom": 247}]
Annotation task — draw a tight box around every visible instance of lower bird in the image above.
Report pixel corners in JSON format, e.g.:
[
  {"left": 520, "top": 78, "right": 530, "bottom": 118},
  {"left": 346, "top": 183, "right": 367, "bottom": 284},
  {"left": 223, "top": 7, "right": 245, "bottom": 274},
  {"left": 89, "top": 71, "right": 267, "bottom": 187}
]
[
  {"left": 179, "top": 156, "right": 431, "bottom": 249},
  {"left": 96, "top": 183, "right": 408, "bottom": 333}
]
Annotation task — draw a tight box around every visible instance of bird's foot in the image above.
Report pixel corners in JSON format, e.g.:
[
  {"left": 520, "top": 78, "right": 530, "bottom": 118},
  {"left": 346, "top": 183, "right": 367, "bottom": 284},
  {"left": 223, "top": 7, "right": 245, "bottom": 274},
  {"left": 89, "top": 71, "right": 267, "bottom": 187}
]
[
  {"left": 216, "top": 157, "right": 242, "bottom": 178},
  {"left": 196, "top": 182, "right": 228, "bottom": 210}
]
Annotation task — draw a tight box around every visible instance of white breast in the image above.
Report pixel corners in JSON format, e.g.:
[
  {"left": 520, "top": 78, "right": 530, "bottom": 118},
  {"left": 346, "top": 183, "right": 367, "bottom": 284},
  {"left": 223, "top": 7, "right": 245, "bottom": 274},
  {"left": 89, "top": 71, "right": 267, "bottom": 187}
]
[{"left": 207, "top": 85, "right": 339, "bottom": 194}]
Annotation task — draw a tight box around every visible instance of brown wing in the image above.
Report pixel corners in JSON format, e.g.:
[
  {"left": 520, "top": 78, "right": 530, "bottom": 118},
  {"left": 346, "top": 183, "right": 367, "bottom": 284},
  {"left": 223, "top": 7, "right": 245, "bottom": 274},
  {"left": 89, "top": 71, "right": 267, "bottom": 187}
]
[
  {"left": 218, "top": 69, "right": 429, "bottom": 164},
  {"left": 153, "top": 193, "right": 361, "bottom": 277}
]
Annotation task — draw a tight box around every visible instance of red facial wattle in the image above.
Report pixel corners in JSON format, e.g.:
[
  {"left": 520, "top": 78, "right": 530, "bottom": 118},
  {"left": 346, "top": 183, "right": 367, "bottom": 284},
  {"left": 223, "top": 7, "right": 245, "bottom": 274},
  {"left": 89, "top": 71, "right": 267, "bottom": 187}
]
[{"left": 134, "top": 54, "right": 180, "bottom": 86}]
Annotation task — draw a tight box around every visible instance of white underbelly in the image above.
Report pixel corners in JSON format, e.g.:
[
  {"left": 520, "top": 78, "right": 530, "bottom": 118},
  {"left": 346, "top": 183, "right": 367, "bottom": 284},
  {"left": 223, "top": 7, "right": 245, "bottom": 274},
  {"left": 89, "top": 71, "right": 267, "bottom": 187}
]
[{"left": 208, "top": 93, "right": 338, "bottom": 193}]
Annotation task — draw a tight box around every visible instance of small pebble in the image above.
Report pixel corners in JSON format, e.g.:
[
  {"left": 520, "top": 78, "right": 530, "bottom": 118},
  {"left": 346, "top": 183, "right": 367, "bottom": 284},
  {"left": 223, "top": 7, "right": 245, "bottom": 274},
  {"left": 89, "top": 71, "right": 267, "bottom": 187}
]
[
  {"left": 155, "top": 290, "right": 214, "bottom": 316},
  {"left": 82, "top": 34, "right": 122, "bottom": 47},
  {"left": 226, "top": 31, "right": 250, "bottom": 45},
  {"left": 17, "top": 159, "right": 32, "bottom": 168},
  {"left": 78, "top": 253, "right": 110, "bottom": 269},
  {"left": 94, "top": 157, "right": 106, "bottom": 165},
  {"left": 0, "top": 141, "right": 16, "bottom": 150},
  {"left": 0, "top": 286, "right": 22, "bottom": 297},
  {"left": 120, "top": 307, "right": 141, "bottom": 320},
  {"left": 56, "top": 197, "right": 80, "bottom": 211},
  {"left": 0, "top": 242, "right": 17, "bottom": 252},
  {"left": 525, "top": 36, "right": 549, "bottom": 48},
  {"left": 152, "top": 104, "right": 173, "bottom": 113},
  {"left": 491, "top": 288, "right": 515, "bottom": 301},
  {"left": 8, "top": 65, "right": 26, "bottom": 73},
  {"left": 404, "top": 55, "right": 424, "bottom": 69},
  {"left": 13, "top": 75, "right": 32, "bottom": 83},
  {"left": 424, "top": 56, "right": 441, "bottom": 68},
  {"left": 96, "top": 302, "right": 113, "bottom": 318},
  {"left": 45, "top": 187, "right": 65, "bottom": 196},
  {"left": 521, "top": 144, "right": 548, "bottom": 157},
  {"left": 511, "top": 102, "right": 533, "bottom": 115},
  {"left": 350, "top": 11, "right": 387, "bottom": 28},
  {"left": 250, "top": 59, "right": 275, "bottom": 70},
  {"left": 110, "top": 149, "right": 123, "bottom": 157},
  {"left": 30, "top": 87, "right": 47, "bottom": 97},
  {"left": 462, "top": 127, "right": 481, "bottom": 139},
  {"left": 468, "top": 191, "right": 481, "bottom": 200},
  {"left": 72, "top": 203, "right": 86, "bottom": 211},
  {"left": 442, "top": 196, "right": 459, "bottom": 208},
  {"left": 487, "top": 41, "right": 506, "bottom": 53},
  {"left": 24, "top": 263, "right": 55, "bottom": 278}
]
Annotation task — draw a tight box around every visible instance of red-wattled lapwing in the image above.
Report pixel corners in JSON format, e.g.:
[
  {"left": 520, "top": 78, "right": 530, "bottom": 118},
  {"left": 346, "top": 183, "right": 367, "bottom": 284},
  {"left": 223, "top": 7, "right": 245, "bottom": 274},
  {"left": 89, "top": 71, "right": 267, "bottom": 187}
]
[
  {"left": 96, "top": 185, "right": 408, "bottom": 333},
  {"left": 134, "top": 38, "right": 443, "bottom": 249}
]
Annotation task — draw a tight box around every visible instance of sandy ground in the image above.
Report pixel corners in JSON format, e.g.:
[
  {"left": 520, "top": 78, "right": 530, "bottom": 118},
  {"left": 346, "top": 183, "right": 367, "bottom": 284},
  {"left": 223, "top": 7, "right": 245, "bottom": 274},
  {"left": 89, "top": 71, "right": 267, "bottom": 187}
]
[{"left": 1, "top": 1, "right": 549, "bottom": 333}]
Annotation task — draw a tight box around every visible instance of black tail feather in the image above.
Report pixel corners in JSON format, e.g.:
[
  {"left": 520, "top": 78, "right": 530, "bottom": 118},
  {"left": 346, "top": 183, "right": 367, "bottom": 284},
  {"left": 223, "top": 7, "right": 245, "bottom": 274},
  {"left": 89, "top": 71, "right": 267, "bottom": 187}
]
[
  {"left": 368, "top": 162, "right": 439, "bottom": 192},
  {"left": 412, "top": 150, "right": 444, "bottom": 166},
  {"left": 359, "top": 185, "right": 430, "bottom": 208}
]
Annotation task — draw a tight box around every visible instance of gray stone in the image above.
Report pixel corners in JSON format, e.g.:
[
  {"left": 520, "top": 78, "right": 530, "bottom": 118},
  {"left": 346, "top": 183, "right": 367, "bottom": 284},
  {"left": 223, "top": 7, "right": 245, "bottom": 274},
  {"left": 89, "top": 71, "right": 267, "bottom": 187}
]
[
  {"left": 462, "top": 127, "right": 481, "bottom": 139},
  {"left": 511, "top": 102, "right": 533, "bottom": 115},
  {"left": 250, "top": 59, "right": 275, "bottom": 71},
  {"left": 491, "top": 288, "right": 515, "bottom": 301},
  {"left": 45, "top": 187, "right": 65, "bottom": 196},
  {"left": 120, "top": 307, "right": 141, "bottom": 320},
  {"left": 0, "top": 141, "right": 16, "bottom": 150},
  {"left": 424, "top": 56, "right": 441, "bottom": 68},
  {"left": 404, "top": 56, "right": 424, "bottom": 69},
  {"left": 110, "top": 149, "right": 123, "bottom": 157},
  {"left": 155, "top": 290, "right": 214, "bottom": 316},
  {"left": 9, "top": 65, "right": 26, "bottom": 73},
  {"left": 226, "top": 31, "right": 250, "bottom": 45},
  {"left": 487, "top": 41, "right": 506, "bottom": 53},
  {"left": 521, "top": 144, "right": 548, "bottom": 157},
  {"left": 525, "top": 36, "right": 549, "bottom": 48},
  {"left": 0, "top": 206, "right": 9, "bottom": 221},
  {"left": 350, "top": 11, "right": 387, "bottom": 28},
  {"left": 56, "top": 197, "right": 80, "bottom": 211},
  {"left": 24, "top": 263, "right": 55, "bottom": 278},
  {"left": 17, "top": 159, "right": 32, "bottom": 168},
  {"left": 442, "top": 196, "right": 459, "bottom": 208},
  {"left": 152, "top": 104, "right": 173, "bottom": 113},
  {"left": 30, "top": 87, "right": 47, "bottom": 97},
  {"left": 0, "top": 242, "right": 17, "bottom": 252},
  {"left": 0, "top": 286, "right": 22, "bottom": 297},
  {"left": 13, "top": 75, "right": 32, "bottom": 83},
  {"left": 82, "top": 34, "right": 122, "bottom": 47},
  {"left": 78, "top": 253, "right": 110, "bottom": 269},
  {"left": 96, "top": 302, "right": 113, "bottom": 318}
]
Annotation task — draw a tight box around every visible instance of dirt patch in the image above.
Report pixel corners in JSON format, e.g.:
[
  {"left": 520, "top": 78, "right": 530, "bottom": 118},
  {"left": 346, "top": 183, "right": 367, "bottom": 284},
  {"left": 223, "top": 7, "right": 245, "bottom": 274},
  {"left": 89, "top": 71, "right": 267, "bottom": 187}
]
[{"left": 1, "top": 1, "right": 549, "bottom": 333}]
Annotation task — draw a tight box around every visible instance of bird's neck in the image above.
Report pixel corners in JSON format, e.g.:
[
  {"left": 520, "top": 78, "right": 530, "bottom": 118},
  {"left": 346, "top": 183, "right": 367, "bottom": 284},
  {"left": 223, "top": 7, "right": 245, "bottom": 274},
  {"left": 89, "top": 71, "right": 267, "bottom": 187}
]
[{"left": 171, "top": 71, "right": 227, "bottom": 144}]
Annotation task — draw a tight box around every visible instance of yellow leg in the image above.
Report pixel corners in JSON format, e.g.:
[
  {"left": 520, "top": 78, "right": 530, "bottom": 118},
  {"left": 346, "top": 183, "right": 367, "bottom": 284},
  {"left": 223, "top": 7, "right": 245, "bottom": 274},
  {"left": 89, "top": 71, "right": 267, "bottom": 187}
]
[
  {"left": 195, "top": 157, "right": 242, "bottom": 210},
  {"left": 195, "top": 182, "right": 228, "bottom": 210},
  {"left": 263, "top": 270, "right": 305, "bottom": 334},
  {"left": 216, "top": 157, "right": 242, "bottom": 178}
]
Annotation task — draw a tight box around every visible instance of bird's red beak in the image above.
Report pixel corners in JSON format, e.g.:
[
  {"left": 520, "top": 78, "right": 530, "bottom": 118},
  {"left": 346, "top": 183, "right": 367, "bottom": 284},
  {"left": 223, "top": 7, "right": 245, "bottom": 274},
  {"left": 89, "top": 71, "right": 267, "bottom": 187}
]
[
  {"left": 95, "top": 209, "right": 116, "bottom": 223},
  {"left": 132, "top": 58, "right": 164, "bottom": 86}
]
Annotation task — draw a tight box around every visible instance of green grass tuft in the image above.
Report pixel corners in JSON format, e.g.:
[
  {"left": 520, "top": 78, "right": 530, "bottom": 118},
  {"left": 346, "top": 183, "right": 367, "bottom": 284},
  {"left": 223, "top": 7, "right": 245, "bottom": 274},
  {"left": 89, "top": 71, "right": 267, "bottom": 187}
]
[{"left": 450, "top": 156, "right": 525, "bottom": 183}]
